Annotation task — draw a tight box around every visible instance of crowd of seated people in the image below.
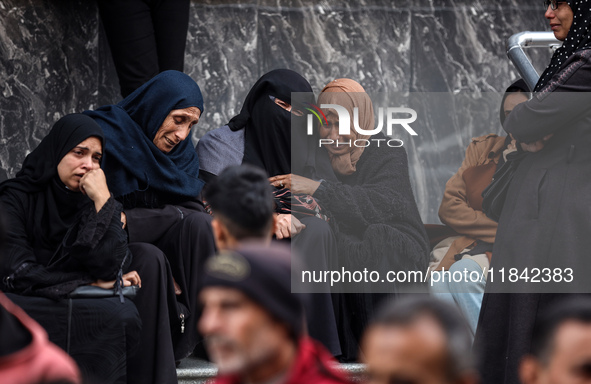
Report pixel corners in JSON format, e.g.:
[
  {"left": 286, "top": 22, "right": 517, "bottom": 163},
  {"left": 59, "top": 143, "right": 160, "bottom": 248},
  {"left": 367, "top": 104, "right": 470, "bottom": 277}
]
[{"left": 2, "top": 2, "right": 591, "bottom": 383}]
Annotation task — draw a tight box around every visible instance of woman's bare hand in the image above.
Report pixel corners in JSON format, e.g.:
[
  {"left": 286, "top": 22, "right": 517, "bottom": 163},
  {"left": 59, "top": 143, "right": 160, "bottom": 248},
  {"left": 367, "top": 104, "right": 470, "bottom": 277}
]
[
  {"left": 80, "top": 169, "right": 111, "bottom": 212},
  {"left": 90, "top": 270, "right": 142, "bottom": 289},
  {"left": 274, "top": 213, "right": 306, "bottom": 239},
  {"left": 173, "top": 277, "right": 182, "bottom": 295},
  {"left": 269, "top": 174, "right": 292, "bottom": 190},
  {"left": 120, "top": 211, "right": 127, "bottom": 229},
  {"left": 269, "top": 174, "right": 321, "bottom": 195},
  {"left": 121, "top": 271, "right": 141, "bottom": 287}
]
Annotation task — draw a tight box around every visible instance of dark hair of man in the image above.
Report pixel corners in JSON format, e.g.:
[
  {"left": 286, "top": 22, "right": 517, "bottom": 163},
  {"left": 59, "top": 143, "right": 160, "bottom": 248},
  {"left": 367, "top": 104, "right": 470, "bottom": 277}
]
[
  {"left": 371, "top": 295, "right": 474, "bottom": 381},
  {"left": 529, "top": 296, "right": 591, "bottom": 365},
  {"left": 203, "top": 164, "right": 274, "bottom": 240}
]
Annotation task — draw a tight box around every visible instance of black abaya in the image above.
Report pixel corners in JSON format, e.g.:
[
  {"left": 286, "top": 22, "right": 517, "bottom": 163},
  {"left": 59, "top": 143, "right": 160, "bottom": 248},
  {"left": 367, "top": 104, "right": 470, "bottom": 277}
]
[
  {"left": 6, "top": 294, "right": 141, "bottom": 384},
  {"left": 125, "top": 202, "right": 216, "bottom": 360},
  {"left": 292, "top": 215, "right": 342, "bottom": 357},
  {"left": 475, "top": 4, "right": 591, "bottom": 384}
]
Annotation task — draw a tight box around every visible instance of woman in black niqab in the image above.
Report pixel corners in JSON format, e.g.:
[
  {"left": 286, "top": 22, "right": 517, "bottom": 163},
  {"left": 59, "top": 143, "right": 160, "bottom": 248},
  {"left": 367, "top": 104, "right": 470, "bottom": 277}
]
[{"left": 230, "top": 68, "right": 335, "bottom": 181}]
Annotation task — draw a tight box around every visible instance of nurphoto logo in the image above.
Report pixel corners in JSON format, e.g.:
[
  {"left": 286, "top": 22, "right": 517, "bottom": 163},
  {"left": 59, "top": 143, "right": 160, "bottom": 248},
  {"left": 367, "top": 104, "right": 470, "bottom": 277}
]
[{"left": 305, "top": 102, "right": 419, "bottom": 148}]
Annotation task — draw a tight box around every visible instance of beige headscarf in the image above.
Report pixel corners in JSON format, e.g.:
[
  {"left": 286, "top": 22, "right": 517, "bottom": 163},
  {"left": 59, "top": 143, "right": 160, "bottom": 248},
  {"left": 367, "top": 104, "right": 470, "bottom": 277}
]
[{"left": 317, "top": 78, "right": 374, "bottom": 175}]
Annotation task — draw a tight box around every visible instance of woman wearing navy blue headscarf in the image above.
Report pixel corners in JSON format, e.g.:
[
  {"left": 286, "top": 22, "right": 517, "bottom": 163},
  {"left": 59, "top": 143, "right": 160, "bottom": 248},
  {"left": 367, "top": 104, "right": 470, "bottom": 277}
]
[{"left": 85, "top": 70, "right": 216, "bottom": 369}]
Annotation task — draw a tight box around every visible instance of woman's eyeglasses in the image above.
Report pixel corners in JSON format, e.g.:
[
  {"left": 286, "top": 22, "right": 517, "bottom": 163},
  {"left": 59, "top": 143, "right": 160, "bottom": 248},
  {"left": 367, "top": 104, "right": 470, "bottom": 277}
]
[{"left": 544, "top": 0, "right": 567, "bottom": 10}]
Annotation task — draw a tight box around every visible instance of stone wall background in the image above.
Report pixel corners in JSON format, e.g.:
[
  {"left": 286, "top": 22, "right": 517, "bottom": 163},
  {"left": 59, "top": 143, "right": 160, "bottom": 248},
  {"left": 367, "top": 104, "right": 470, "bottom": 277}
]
[{"left": 0, "top": 0, "right": 552, "bottom": 222}]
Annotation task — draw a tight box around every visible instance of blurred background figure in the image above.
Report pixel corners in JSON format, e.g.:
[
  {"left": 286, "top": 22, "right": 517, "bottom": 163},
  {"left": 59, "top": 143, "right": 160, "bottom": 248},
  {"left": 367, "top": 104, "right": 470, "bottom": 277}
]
[
  {"left": 198, "top": 245, "right": 350, "bottom": 384},
  {"left": 361, "top": 296, "right": 477, "bottom": 384},
  {"left": 98, "top": 0, "right": 190, "bottom": 98},
  {"left": 520, "top": 297, "right": 591, "bottom": 384},
  {"left": 204, "top": 161, "right": 340, "bottom": 358}
]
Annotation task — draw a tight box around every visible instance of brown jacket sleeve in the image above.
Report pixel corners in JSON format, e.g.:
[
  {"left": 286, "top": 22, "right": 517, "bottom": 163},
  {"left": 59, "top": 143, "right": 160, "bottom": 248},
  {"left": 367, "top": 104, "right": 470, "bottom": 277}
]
[{"left": 438, "top": 135, "right": 505, "bottom": 244}]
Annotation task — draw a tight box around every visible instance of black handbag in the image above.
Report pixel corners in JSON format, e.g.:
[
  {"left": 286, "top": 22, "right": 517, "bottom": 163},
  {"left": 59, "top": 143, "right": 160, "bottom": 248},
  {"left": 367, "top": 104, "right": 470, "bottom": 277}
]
[
  {"left": 481, "top": 150, "right": 527, "bottom": 222},
  {"left": 69, "top": 284, "right": 140, "bottom": 299}
]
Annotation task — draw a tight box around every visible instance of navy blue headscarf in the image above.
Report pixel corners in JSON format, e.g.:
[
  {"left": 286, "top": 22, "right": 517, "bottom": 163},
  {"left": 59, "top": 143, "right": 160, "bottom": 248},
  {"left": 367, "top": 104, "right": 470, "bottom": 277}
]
[{"left": 84, "top": 70, "right": 204, "bottom": 202}]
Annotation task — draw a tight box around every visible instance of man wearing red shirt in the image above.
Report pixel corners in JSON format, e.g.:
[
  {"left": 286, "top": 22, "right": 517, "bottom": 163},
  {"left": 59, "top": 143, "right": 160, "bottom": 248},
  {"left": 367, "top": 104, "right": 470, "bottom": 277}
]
[{"left": 198, "top": 245, "right": 349, "bottom": 384}]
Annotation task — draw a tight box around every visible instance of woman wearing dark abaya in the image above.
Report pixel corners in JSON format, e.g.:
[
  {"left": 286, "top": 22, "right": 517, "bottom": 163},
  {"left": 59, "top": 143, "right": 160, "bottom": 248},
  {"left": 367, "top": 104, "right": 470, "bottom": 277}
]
[
  {"left": 84, "top": 70, "right": 216, "bottom": 365},
  {"left": 270, "top": 79, "right": 430, "bottom": 361},
  {"left": 474, "top": 2, "right": 591, "bottom": 384},
  {"left": 0, "top": 114, "right": 146, "bottom": 383},
  {"left": 199, "top": 69, "right": 343, "bottom": 357}
]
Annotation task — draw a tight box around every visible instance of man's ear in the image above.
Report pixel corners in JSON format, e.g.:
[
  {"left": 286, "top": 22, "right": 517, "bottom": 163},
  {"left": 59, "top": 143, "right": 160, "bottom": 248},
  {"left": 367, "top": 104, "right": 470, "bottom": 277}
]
[
  {"left": 212, "top": 218, "right": 227, "bottom": 250},
  {"left": 520, "top": 356, "right": 542, "bottom": 384}
]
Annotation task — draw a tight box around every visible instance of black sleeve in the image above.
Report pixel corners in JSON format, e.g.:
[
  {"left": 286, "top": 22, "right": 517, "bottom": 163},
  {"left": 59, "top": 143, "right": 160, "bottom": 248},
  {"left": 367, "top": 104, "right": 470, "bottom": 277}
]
[
  {"left": 0, "top": 190, "right": 93, "bottom": 297},
  {"left": 505, "top": 52, "right": 591, "bottom": 143},
  {"left": 59, "top": 198, "right": 131, "bottom": 281},
  {"left": 313, "top": 146, "right": 415, "bottom": 231},
  {"left": 124, "top": 204, "right": 185, "bottom": 243},
  {"left": 124, "top": 199, "right": 205, "bottom": 243}
]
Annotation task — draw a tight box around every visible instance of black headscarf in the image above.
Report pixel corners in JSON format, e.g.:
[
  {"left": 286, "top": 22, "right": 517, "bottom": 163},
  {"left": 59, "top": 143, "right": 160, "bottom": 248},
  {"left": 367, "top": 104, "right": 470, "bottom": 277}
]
[
  {"left": 535, "top": 1, "right": 591, "bottom": 91},
  {"left": 500, "top": 79, "right": 531, "bottom": 127},
  {"left": 84, "top": 70, "right": 205, "bottom": 201},
  {"left": 0, "top": 114, "right": 104, "bottom": 264},
  {"left": 229, "top": 69, "right": 332, "bottom": 179}
]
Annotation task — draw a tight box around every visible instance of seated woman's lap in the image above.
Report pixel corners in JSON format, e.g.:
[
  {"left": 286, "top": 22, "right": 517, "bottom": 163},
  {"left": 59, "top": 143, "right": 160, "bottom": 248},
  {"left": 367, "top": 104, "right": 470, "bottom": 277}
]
[
  {"left": 5, "top": 293, "right": 141, "bottom": 384},
  {"left": 291, "top": 215, "right": 342, "bottom": 356},
  {"left": 126, "top": 242, "right": 180, "bottom": 381},
  {"left": 293, "top": 215, "right": 336, "bottom": 271}
]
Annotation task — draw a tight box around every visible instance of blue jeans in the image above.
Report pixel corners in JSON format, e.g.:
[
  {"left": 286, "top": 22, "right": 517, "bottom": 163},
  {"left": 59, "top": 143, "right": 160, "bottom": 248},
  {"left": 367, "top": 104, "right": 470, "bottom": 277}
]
[{"left": 430, "top": 258, "right": 485, "bottom": 337}]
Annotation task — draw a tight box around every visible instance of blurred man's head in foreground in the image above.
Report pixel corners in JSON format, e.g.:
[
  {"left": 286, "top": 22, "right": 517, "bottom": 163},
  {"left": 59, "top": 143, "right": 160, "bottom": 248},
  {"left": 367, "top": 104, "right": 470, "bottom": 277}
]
[
  {"left": 203, "top": 164, "right": 275, "bottom": 250},
  {"left": 361, "top": 296, "right": 477, "bottom": 384},
  {"left": 198, "top": 245, "right": 303, "bottom": 381},
  {"left": 520, "top": 297, "right": 591, "bottom": 384}
]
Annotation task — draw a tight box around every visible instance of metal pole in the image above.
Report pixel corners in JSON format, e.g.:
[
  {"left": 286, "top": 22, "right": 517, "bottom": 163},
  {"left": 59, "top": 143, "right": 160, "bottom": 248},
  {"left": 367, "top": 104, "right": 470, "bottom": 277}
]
[{"left": 506, "top": 31, "right": 561, "bottom": 90}]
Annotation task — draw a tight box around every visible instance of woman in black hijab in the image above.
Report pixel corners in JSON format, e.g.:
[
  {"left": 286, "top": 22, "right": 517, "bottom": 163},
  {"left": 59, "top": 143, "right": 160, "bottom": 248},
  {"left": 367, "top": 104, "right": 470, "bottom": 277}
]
[
  {"left": 475, "top": 2, "right": 591, "bottom": 384},
  {"left": 0, "top": 114, "right": 143, "bottom": 382},
  {"left": 0, "top": 114, "right": 182, "bottom": 383}
]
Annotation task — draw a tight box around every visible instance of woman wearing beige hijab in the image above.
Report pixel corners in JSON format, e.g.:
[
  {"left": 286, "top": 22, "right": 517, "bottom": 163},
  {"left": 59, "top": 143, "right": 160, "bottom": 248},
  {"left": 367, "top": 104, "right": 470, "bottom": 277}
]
[{"left": 270, "top": 78, "right": 429, "bottom": 360}]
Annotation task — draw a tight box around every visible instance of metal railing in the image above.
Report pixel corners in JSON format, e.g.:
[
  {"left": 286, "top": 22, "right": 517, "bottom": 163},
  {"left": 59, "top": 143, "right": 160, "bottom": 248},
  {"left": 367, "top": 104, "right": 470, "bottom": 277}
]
[{"left": 507, "top": 31, "right": 561, "bottom": 90}]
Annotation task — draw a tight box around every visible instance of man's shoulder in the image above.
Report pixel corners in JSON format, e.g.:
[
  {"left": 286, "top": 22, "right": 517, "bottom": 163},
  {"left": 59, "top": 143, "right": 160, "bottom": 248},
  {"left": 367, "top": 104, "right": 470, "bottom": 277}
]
[{"left": 288, "top": 337, "right": 350, "bottom": 384}]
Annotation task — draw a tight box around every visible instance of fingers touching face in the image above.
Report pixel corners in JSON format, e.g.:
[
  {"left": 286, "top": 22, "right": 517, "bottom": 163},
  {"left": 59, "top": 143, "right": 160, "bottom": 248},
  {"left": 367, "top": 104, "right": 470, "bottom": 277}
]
[{"left": 57, "top": 136, "right": 103, "bottom": 192}]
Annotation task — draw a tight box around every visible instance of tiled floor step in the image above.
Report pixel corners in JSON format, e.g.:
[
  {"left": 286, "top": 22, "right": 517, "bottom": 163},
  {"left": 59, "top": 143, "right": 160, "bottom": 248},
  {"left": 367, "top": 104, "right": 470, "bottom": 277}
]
[{"left": 177, "top": 357, "right": 366, "bottom": 384}]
